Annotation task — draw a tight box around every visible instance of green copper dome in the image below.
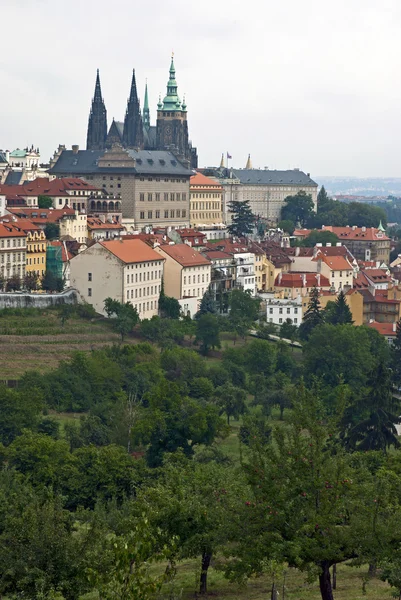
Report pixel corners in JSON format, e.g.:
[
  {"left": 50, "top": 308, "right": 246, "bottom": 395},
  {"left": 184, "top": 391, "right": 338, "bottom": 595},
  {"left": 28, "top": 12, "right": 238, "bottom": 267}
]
[{"left": 161, "top": 55, "right": 182, "bottom": 111}]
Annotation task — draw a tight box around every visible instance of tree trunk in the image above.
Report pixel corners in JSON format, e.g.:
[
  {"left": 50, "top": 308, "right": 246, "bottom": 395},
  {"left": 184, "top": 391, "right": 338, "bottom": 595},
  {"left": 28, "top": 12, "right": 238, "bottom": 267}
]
[
  {"left": 332, "top": 564, "right": 337, "bottom": 590},
  {"left": 368, "top": 560, "right": 377, "bottom": 577},
  {"left": 199, "top": 551, "right": 212, "bottom": 595},
  {"left": 318, "top": 561, "right": 334, "bottom": 600},
  {"left": 271, "top": 582, "right": 278, "bottom": 600},
  {"left": 280, "top": 405, "right": 284, "bottom": 420}
]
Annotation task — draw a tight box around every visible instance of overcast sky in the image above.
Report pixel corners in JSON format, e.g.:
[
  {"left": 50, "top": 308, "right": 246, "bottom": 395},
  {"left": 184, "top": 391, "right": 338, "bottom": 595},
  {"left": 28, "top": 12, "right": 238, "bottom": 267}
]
[{"left": 2, "top": 0, "right": 401, "bottom": 177}]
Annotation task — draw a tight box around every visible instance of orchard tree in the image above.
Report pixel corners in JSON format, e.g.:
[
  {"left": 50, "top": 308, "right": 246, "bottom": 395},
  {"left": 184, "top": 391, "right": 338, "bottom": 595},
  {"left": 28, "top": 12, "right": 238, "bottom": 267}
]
[
  {"left": 214, "top": 382, "right": 247, "bottom": 424},
  {"left": 196, "top": 313, "right": 221, "bottom": 355},
  {"left": 227, "top": 199, "right": 255, "bottom": 238},
  {"left": 229, "top": 289, "right": 260, "bottom": 340},
  {"left": 5, "top": 274, "right": 21, "bottom": 292},
  {"left": 104, "top": 298, "right": 139, "bottom": 341},
  {"left": 23, "top": 271, "right": 39, "bottom": 291}
]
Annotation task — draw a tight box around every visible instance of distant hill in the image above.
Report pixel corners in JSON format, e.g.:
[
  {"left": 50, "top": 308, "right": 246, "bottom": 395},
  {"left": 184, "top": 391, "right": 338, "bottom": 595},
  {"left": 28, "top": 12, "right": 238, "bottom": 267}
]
[{"left": 317, "top": 177, "right": 401, "bottom": 198}]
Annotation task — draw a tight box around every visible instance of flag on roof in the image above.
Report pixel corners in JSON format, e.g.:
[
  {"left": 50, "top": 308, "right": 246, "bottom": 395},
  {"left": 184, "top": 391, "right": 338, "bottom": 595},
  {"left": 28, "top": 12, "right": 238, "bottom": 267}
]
[{"left": 227, "top": 152, "right": 232, "bottom": 159}]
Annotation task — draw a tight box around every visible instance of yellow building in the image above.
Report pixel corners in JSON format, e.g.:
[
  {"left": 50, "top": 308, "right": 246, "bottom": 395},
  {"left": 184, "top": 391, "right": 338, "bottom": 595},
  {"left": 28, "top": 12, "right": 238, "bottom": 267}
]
[
  {"left": 25, "top": 228, "right": 47, "bottom": 277},
  {"left": 190, "top": 172, "right": 223, "bottom": 227},
  {"left": 302, "top": 289, "right": 364, "bottom": 326}
]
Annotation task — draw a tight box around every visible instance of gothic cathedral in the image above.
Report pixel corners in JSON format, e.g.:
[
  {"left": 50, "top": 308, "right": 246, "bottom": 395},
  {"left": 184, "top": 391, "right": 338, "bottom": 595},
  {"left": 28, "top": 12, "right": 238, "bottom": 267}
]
[{"left": 86, "top": 57, "right": 198, "bottom": 169}]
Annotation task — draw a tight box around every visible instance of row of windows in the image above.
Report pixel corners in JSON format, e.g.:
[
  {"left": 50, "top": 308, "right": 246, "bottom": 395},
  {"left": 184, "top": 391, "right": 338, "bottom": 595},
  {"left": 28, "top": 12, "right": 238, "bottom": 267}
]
[
  {"left": 139, "top": 192, "right": 187, "bottom": 202},
  {"left": 0, "top": 238, "right": 24, "bottom": 248},
  {"left": 133, "top": 301, "right": 157, "bottom": 313},
  {"left": 184, "top": 288, "right": 205, "bottom": 297},
  {"left": 0, "top": 253, "right": 25, "bottom": 263},
  {"left": 191, "top": 213, "right": 221, "bottom": 221},
  {"left": 192, "top": 202, "right": 220, "bottom": 210},
  {"left": 126, "top": 271, "right": 162, "bottom": 284},
  {"left": 27, "top": 257, "right": 45, "bottom": 265},
  {"left": 126, "top": 285, "right": 161, "bottom": 299},
  {"left": 126, "top": 261, "right": 161, "bottom": 269},
  {"left": 139, "top": 210, "right": 187, "bottom": 220},
  {"left": 269, "top": 307, "right": 299, "bottom": 315},
  {"left": 28, "top": 243, "right": 46, "bottom": 252},
  {"left": 183, "top": 273, "right": 208, "bottom": 285},
  {"left": 102, "top": 183, "right": 121, "bottom": 189},
  {"left": 270, "top": 317, "right": 299, "bottom": 324},
  {"left": 191, "top": 193, "right": 221, "bottom": 199},
  {"left": 331, "top": 271, "right": 351, "bottom": 277},
  {"left": 139, "top": 177, "right": 185, "bottom": 183}
]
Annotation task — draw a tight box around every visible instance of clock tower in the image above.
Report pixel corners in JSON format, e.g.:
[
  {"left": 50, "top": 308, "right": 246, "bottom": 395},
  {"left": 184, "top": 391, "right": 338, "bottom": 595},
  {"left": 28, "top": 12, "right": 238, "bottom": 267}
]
[{"left": 156, "top": 56, "right": 194, "bottom": 168}]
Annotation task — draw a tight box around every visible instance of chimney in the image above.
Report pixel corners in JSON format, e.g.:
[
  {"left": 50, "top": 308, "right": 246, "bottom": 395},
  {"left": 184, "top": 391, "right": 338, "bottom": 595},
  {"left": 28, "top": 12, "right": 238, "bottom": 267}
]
[
  {"left": 72, "top": 145, "right": 79, "bottom": 154},
  {"left": 352, "top": 225, "right": 356, "bottom": 230},
  {"left": 316, "top": 273, "right": 321, "bottom": 287},
  {"left": 316, "top": 243, "right": 322, "bottom": 247},
  {"left": 393, "top": 322, "right": 397, "bottom": 332},
  {"left": 278, "top": 272, "right": 282, "bottom": 285},
  {"left": 322, "top": 225, "right": 325, "bottom": 230},
  {"left": 295, "top": 246, "right": 300, "bottom": 257},
  {"left": 326, "top": 243, "right": 332, "bottom": 247},
  {"left": 362, "top": 226, "right": 366, "bottom": 232},
  {"left": 336, "top": 242, "right": 342, "bottom": 247},
  {"left": 302, "top": 273, "right": 306, "bottom": 287}
]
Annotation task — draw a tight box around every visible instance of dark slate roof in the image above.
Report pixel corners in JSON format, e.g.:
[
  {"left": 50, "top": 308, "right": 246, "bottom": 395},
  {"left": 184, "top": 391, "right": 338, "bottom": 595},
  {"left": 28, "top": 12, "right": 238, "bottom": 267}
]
[
  {"left": 5, "top": 171, "right": 23, "bottom": 185},
  {"left": 0, "top": 152, "right": 8, "bottom": 164},
  {"left": 144, "top": 125, "right": 157, "bottom": 149},
  {"left": 48, "top": 149, "right": 192, "bottom": 177},
  {"left": 48, "top": 150, "right": 103, "bottom": 175},
  {"left": 231, "top": 168, "right": 317, "bottom": 186}
]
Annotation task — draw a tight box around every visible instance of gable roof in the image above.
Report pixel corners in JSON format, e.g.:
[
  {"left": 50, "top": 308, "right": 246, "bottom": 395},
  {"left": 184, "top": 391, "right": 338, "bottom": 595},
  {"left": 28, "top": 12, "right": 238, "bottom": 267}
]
[
  {"left": 275, "top": 272, "right": 330, "bottom": 288},
  {"left": 22, "top": 177, "right": 99, "bottom": 196},
  {"left": 100, "top": 238, "right": 163, "bottom": 264},
  {"left": 190, "top": 172, "right": 223, "bottom": 188},
  {"left": 7, "top": 207, "right": 76, "bottom": 224},
  {"left": 158, "top": 243, "right": 211, "bottom": 267},
  {"left": 231, "top": 168, "right": 317, "bottom": 187},
  {"left": 294, "top": 226, "right": 390, "bottom": 242}
]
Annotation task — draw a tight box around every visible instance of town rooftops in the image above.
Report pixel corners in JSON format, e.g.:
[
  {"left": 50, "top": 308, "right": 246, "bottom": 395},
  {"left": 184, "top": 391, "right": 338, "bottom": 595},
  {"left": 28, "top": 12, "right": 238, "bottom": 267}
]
[
  {"left": 367, "top": 321, "right": 397, "bottom": 337},
  {"left": 0, "top": 216, "right": 40, "bottom": 232},
  {"left": 231, "top": 168, "right": 317, "bottom": 187},
  {"left": 314, "top": 253, "right": 353, "bottom": 271},
  {"left": 158, "top": 243, "right": 211, "bottom": 267},
  {"left": 0, "top": 221, "right": 27, "bottom": 238},
  {"left": 275, "top": 272, "right": 330, "bottom": 288},
  {"left": 190, "top": 172, "right": 223, "bottom": 188},
  {"left": 293, "top": 226, "right": 390, "bottom": 242},
  {"left": 203, "top": 250, "right": 233, "bottom": 260},
  {"left": 22, "top": 177, "right": 99, "bottom": 196},
  {"left": 48, "top": 148, "right": 193, "bottom": 177},
  {"left": 7, "top": 207, "right": 76, "bottom": 223},
  {"left": 100, "top": 238, "right": 163, "bottom": 264},
  {"left": 87, "top": 217, "right": 124, "bottom": 230}
]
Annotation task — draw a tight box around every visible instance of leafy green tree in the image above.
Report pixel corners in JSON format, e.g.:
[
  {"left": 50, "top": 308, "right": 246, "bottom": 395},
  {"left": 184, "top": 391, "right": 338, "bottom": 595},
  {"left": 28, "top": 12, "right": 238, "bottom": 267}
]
[
  {"left": 42, "top": 271, "right": 64, "bottom": 292},
  {"left": 324, "top": 290, "right": 353, "bottom": 325},
  {"left": 44, "top": 222, "right": 60, "bottom": 241},
  {"left": 303, "top": 324, "right": 389, "bottom": 393},
  {"left": 196, "top": 313, "right": 221, "bottom": 355},
  {"left": 300, "top": 230, "right": 339, "bottom": 247},
  {"left": 58, "top": 303, "right": 74, "bottom": 327},
  {"left": 139, "top": 316, "right": 185, "bottom": 348},
  {"left": 38, "top": 194, "right": 53, "bottom": 209},
  {"left": 0, "top": 385, "right": 43, "bottom": 445},
  {"left": 104, "top": 298, "right": 139, "bottom": 341},
  {"left": 278, "top": 219, "right": 295, "bottom": 235},
  {"left": 5, "top": 274, "right": 21, "bottom": 292},
  {"left": 214, "top": 382, "right": 247, "bottom": 424},
  {"left": 280, "top": 318, "right": 298, "bottom": 341},
  {"left": 229, "top": 289, "right": 260, "bottom": 340},
  {"left": 317, "top": 185, "right": 331, "bottom": 210},
  {"left": 243, "top": 338, "right": 276, "bottom": 376},
  {"left": 298, "top": 286, "right": 324, "bottom": 341},
  {"left": 227, "top": 199, "right": 255, "bottom": 238},
  {"left": 23, "top": 271, "right": 40, "bottom": 291},
  {"left": 343, "top": 363, "right": 401, "bottom": 452},
  {"left": 281, "top": 191, "right": 315, "bottom": 227}
]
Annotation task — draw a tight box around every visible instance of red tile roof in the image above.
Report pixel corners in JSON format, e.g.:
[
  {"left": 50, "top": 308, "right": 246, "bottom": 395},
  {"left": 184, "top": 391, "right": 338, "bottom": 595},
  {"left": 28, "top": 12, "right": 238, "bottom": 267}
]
[
  {"left": 49, "top": 241, "right": 73, "bottom": 262},
  {"left": 190, "top": 172, "right": 223, "bottom": 189},
  {"left": 0, "top": 222, "right": 26, "bottom": 238},
  {"left": 100, "top": 239, "right": 163, "bottom": 264},
  {"left": 22, "top": 177, "right": 99, "bottom": 196},
  {"left": 203, "top": 250, "right": 233, "bottom": 260},
  {"left": 293, "top": 226, "right": 389, "bottom": 242},
  {"left": 158, "top": 243, "right": 211, "bottom": 267},
  {"left": 367, "top": 321, "right": 397, "bottom": 337},
  {"left": 87, "top": 217, "right": 124, "bottom": 230},
  {"left": 275, "top": 272, "right": 330, "bottom": 288},
  {"left": 7, "top": 207, "right": 76, "bottom": 224},
  {"left": 0, "top": 216, "right": 40, "bottom": 232}
]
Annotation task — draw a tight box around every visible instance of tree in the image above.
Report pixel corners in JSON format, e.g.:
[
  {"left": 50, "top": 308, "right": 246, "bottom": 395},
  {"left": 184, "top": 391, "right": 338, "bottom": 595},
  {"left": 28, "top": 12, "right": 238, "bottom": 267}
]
[
  {"left": 196, "top": 313, "right": 221, "bottom": 355},
  {"left": 300, "top": 230, "right": 339, "bottom": 247},
  {"left": 391, "top": 319, "right": 401, "bottom": 388},
  {"left": 214, "top": 382, "right": 247, "bottom": 424},
  {"left": 196, "top": 287, "right": 216, "bottom": 318},
  {"left": 343, "top": 362, "right": 401, "bottom": 452},
  {"left": 0, "top": 273, "right": 4, "bottom": 291},
  {"left": 229, "top": 289, "right": 260, "bottom": 340},
  {"left": 227, "top": 199, "right": 255, "bottom": 238},
  {"left": 317, "top": 185, "right": 331, "bottom": 210},
  {"left": 278, "top": 219, "right": 295, "bottom": 235},
  {"left": 58, "top": 303, "right": 74, "bottom": 327},
  {"left": 38, "top": 195, "right": 53, "bottom": 209},
  {"left": 42, "top": 271, "right": 64, "bottom": 292},
  {"left": 281, "top": 191, "right": 315, "bottom": 227},
  {"left": 324, "top": 290, "right": 353, "bottom": 325},
  {"left": 0, "top": 385, "right": 43, "bottom": 445},
  {"left": 280, "top": 318, "right": 298, "bottom": 341},
  {"left": 104, "top": 298, "right": 139, "bottom": 341},
  {"left": 158, "top": 281, "right": 181, "bottom": 319},
  {"left": 298, "top": 286, "right": 324, "bottom": 341},
  {"left": 23, "top": 271, "right": 39, "bottom": 291},
  {"left": 44, "top": 222, "right": 60, "bottom": 241},
  {"left": 5, "top": 274, "right": 21, "bottom": 292}
]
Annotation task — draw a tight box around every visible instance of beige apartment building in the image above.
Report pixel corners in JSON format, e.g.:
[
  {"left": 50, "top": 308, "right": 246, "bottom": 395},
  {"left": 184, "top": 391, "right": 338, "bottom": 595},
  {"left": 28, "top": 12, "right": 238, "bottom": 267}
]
[
  {"left": 154, "top": 243, "right": 211, "bottom": 304},
  {"left": 190, "top": 172, "right": 223, "bottom": 227},
  {"left": 0, "top": 221, "right": 27, "bottom": 280},
  {"left": 70, "top": 238, "right": 164, "bottom": 318},
  {"left": 48, "top": 145, "right": 192, "bottom": 230}
]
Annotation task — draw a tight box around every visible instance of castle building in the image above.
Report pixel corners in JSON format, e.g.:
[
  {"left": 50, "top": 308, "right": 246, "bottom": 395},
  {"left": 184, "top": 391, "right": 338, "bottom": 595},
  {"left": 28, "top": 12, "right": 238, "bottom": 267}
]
[{"left": 86, "top": 57, "right": 198, "bottom": 169}]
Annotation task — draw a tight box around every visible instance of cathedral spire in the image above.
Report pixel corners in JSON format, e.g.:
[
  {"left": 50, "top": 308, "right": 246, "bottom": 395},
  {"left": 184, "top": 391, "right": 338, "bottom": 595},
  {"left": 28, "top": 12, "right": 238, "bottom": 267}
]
[
  {"left": 123, "top": 69, "right": 144, "bottom": 149},
  {"left": 86, "top": 69, "right": 108, "bottom": 150},
  {"left": 220, "top": 153, "right": 225, "bottom": 168},
  {"left": 245, "top": 154, "right": 253, "bottom": 169},
  {"left": 162, "top": 54, "right": 182, "bottom": 111},
  {"left": 143, "top": 80, "right": 150, "bottom": 131}
]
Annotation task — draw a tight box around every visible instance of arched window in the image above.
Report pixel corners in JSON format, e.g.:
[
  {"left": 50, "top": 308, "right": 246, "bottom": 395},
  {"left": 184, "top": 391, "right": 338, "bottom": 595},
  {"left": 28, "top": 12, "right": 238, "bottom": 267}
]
[
  {"left": 109, "top": 201, "right": 114, "bottom": 211},
  {"left": 96, "top": 201, "right": 101, "bottom": 211},
  {"left": 102, "top": 201, "right": 107, "bottom": 211},
  {"left": 115, "top": 201, "right": 120, "bottom": 210},
  {"left": 91, "top": 200, "right": 96, "bottom": 210}
]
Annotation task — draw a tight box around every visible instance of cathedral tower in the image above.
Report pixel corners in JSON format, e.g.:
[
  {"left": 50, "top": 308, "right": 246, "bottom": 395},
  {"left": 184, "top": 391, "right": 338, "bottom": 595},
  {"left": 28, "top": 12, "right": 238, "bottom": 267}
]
[
  {"left": 143, "top": 81, "right": 150, "bottom": 131},
  {"left": 86, "top": 70, "right": 108, "bottom": 151},
  {"left": 156, "top": 56, "right": 191, "bottom": 166},
  {"left": 122, "top": 70, "right": 144, "bottom": 149}
]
